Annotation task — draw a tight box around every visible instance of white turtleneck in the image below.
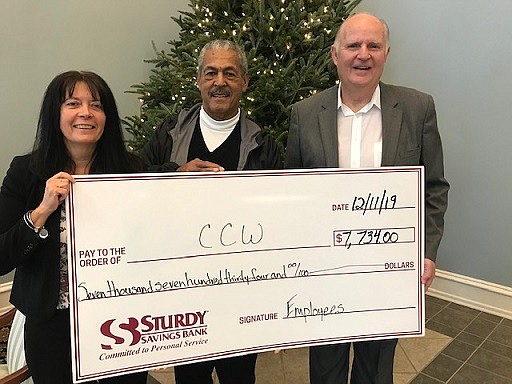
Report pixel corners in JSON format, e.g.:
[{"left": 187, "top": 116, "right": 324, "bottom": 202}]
[{"left": 199, "top": 107, "right": 240, "bottom": 152}]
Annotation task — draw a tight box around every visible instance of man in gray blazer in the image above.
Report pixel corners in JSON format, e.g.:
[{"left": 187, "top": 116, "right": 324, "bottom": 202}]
[{"left": 285, "top": 13, "right": 449, "bottom": 384}]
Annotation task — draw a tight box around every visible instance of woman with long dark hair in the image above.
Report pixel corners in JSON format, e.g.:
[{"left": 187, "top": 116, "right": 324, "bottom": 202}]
[{"left": 0, "top": 71, "right": 147, "bottom": 383}]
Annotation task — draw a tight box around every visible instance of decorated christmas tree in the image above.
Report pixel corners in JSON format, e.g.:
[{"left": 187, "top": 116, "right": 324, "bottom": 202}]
[{"left": 124, "top": 0, "right": 363, "bottom": 153}]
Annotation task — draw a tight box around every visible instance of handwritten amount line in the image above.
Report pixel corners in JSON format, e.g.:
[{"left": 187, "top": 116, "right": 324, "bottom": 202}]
[
  {"left": 309, "top": 264, "right": 383, "bottom": 274},
  {"left": 127, "top": 244, "right": 332, "bottom": 264},
  {"left": 76, "top": 267, "right": 416, "bottom": 302}
]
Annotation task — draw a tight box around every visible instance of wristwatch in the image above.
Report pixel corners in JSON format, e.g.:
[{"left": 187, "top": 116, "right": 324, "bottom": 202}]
[{"left": 23, "top": 210, "right": 49, "bottom": 240}]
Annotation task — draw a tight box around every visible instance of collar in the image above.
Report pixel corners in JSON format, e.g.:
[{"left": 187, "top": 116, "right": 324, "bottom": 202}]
[
  {"left": 337, "top": 84, "right": 381, "bottom": 115},
  {"left": 200, "top": 107, "right": 241, "bottom": 132}
]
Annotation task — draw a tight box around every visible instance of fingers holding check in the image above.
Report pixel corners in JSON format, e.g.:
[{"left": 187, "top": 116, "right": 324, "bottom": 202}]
[
  {"left": 31, "top": 172, "right": 75, "bottom": 227},
  {"left": 421, "top": 258, "right": 436, "bottom": 292},
  {"left": 177, "top": 158, "right": 225, "bottom": 172},
  {"left": 44, "top": 172, "right": 75, "bottom": 205}
]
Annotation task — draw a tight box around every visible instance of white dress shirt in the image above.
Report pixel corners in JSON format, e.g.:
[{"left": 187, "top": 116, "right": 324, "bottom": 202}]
[{"left": 337, "top": 85, "right": 383, "bottom": 168}]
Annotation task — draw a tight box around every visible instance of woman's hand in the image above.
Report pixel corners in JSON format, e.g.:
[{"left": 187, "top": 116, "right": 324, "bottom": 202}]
[{"left": 30, "top": 172, "right": 75, "bottom": 228}]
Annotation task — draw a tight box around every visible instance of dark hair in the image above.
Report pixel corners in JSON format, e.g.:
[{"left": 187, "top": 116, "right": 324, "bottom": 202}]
[{"left": 31, "top": 70, "right": 143, "bottom": 178}]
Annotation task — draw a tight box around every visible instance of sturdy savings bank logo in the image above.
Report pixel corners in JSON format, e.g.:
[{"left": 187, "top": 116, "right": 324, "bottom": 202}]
[{"left": 100, "top": 310, "right": 208, "bottom": 350}]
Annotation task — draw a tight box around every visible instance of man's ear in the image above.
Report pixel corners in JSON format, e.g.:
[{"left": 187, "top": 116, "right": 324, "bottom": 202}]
[
  {"left": 330, "top": 45, "right": 338, "bottom": 66},
  {"left": 242, "top": 74, "right": 249, "bottom": 92},
  {"left": 383, "top": 46, "right": 391, "bottom": 64}
]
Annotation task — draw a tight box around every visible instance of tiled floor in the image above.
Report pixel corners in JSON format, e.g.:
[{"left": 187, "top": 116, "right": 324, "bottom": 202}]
[{"left": 148, "top": 295, "right": 512, "bottom": 384}]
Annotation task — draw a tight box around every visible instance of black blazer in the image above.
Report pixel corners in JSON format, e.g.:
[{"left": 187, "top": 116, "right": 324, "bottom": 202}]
[{"left": 0, "top": 155, "right": 61, "bottom": 322}]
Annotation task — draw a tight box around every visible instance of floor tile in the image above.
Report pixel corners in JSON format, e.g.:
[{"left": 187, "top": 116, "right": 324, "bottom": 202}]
[
  {"left": 394, "top": 343, "right": 416, "bottom": 374},
  {"left": 394, "top": 372, "right": 417, "bottom": 384},
  {"left": 442, "top": 339, "right": 477, "bottom": 362},
  {"left": 502, "top": 318, "right": 512, "bottom": 328},
  {"left": 464, "top": 317, "right": 499, "bottom": 338},
  {"left": 424, "top": 327, "right": 453, "bottom": 340},
  {"left": 399, "top": 331, "right": 451, "bottom": 372},
  {"left": 431, "top": 307, "right": 477, "bottom": 332},
  {"left": 425, "top": 299, "right": 446, "bottom": 321},
  {"left": 447, "top": 364, "right": 512, "bottom": 384},
  {"left": 477, "top": 311, "right": 503, "bottom": 324},
  {"left": 147, "top": 374, "right": 161, "bottom": 384},
  {"left": 410, "top": 373, "right": 444, "bottom": 383},
  {"left": 425, "top": 295, "right": 450, "bottom": 308},
  {"left": 481, "top": 339, "right": 512, "bottom": 360},
  {"left": 455, "top": 331, "right": 484, "bottom": 347},
  {"left": 422, "top": 353, "right": 463, "bottom": 382},
  {"left": 468, "top": 347, "right": 512, "bottom": 378},
  {"left": 425, "top": 320, "right": 461, "bottom": 338},
  {"left": 446, "top": 303, "right": 480, "bottom": 317},
  {"left": 488, "top": 322, "right": 512, "bottom": 348}
]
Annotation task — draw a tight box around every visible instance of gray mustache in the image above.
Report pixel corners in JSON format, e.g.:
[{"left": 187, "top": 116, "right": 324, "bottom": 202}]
[{"left": 210, "top": 87, "right": 230, "bottom": 97}]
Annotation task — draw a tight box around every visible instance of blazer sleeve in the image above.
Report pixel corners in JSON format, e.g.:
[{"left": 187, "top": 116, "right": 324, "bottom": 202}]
[
  {"left": 421, "top": 95, "right": 449, "bottom": 262},
  {"left": 0, "top": 157, "right": 48, "bottom": 275},
  {"left": 284, "top": 105, "right": 303, "bottom": 168}
]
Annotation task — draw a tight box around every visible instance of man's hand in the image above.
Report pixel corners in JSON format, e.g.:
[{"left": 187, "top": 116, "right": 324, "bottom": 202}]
[
  {"left": 177, "top": 158, "right": 225, "bottom": 172},
  {"left": 421, "top": 259, "right": 436, "bottom": 292}
]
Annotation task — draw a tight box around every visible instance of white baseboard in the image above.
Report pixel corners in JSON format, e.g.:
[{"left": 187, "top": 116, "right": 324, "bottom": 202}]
[
  {"left": 429, "top": 269, "right": 512, "bottom": 320},
  {"left": 0, "top": 282, "right": 13, "bottom": 314}
]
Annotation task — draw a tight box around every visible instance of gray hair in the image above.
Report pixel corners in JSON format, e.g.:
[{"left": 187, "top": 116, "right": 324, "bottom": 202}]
[{"left": 197, "top": 40, "right": 248, "bottom": 76}]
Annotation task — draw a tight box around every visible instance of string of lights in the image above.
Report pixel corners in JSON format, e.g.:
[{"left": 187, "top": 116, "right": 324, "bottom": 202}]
[{"left": 125, "top": 0, "right": 363, "bottom": 153}]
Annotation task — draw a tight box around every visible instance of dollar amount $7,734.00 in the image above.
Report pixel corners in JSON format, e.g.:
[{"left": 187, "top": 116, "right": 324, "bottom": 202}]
[{"left": 333, "top": 227, "right": 414, "bottom": 249}]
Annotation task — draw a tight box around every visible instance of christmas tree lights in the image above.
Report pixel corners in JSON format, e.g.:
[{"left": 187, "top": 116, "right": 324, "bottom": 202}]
[{"left": 124, "top": 0, "right": 363, "bottom": 154}]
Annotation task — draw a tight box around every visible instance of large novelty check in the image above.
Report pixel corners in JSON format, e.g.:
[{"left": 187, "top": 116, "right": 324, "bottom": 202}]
[{"left": 66, "top": 167, "right": 425, "bottom": 382}]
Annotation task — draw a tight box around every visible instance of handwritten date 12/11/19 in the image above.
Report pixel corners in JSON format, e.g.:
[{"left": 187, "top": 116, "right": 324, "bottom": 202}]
[{"left": 351, "top": 189, "right": 397, "bottom": 215}]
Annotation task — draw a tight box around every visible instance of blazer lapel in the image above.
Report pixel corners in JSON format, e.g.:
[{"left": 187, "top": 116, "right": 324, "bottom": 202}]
[
  {"left": 380, "top": 83, "right": 403, "bottom": 166},
  {"left": 318, "top": 86, "right": 339, "bottom": 167}
]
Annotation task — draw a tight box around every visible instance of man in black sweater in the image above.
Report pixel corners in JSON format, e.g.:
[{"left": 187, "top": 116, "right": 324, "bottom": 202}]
[{"left": 140, "top": 39, "right": 281, "bottom": 384}]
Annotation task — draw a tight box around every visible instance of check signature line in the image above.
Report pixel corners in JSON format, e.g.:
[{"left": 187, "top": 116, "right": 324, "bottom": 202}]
[{"left": 283, "top": 305, "right": 417, "bottom": 320}]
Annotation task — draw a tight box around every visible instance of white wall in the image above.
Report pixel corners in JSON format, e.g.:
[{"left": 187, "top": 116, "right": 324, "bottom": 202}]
[
  {"left": 0, "top": 0, "right": 188, "bottom": 179},
  {"left": 357, "top": 1, "right": 512, "bottom": 287}
]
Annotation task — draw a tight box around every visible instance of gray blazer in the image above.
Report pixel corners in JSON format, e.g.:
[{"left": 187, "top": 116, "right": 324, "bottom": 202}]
[{"left": 285, "top": 83, "right": 449, "bottom": 261}]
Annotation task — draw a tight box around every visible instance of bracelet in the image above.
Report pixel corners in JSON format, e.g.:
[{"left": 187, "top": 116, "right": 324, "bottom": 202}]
[
  {"left": 23, "top": 210, "right": 38, "bottom": 231},
  {"left": 23, "top": 210, "right": 49, "bottom": 239}
]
